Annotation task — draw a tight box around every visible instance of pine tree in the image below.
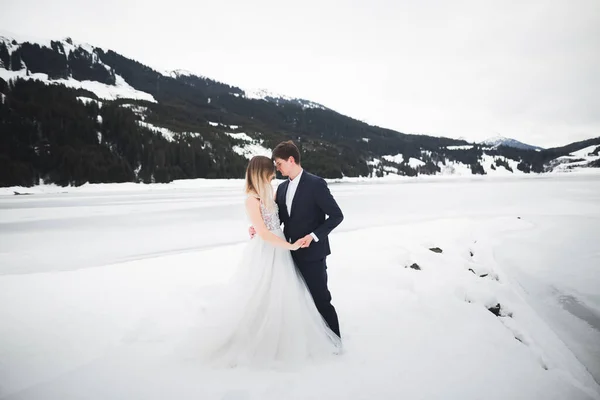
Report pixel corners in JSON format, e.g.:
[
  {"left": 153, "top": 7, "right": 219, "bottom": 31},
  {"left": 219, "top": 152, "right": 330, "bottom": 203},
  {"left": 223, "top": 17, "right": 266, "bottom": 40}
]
[
  {"left": 10, "top": 49, "right": 23, "bottom": 71},
  {"left": 0, "top": 42, "right": 9, "bottom": 69}
]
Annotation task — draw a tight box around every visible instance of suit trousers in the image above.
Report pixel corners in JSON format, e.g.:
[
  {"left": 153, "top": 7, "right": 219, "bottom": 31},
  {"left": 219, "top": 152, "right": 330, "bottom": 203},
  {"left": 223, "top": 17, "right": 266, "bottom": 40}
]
[{"left": 293, "top": 257, "right": 341, "bottom": 338}]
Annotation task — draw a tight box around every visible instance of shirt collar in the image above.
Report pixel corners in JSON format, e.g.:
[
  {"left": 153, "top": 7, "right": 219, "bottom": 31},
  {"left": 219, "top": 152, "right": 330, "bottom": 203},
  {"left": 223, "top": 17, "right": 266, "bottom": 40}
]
[{"left": 289, "top": 169, "right": 303, "bottom": 185}]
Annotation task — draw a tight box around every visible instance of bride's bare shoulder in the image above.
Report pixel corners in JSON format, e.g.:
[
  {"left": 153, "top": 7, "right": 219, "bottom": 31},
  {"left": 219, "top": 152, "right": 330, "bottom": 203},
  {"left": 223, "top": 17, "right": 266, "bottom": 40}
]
[{"left": 245, "top": 193, "right": 260, "bottom": 205}]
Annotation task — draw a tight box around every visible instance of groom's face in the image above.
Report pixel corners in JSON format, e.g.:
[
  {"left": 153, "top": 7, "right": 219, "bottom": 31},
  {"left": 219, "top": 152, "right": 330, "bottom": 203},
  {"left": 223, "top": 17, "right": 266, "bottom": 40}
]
[{"left": 274, "top": 157, "right": 293, "bottom": 177}]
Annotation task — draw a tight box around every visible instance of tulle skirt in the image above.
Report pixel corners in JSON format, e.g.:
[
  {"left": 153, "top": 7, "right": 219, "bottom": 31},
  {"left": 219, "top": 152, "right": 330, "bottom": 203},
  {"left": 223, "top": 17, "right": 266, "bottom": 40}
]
[{"left": 178, "top": 228, "right": 341, "bottom": 368}]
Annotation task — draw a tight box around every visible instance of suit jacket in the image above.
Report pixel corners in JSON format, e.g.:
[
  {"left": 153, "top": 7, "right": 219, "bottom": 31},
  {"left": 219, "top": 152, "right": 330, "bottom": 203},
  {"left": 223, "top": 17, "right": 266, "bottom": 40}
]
[{"left": 276, "top": 171, "right": 344, "bottom": 261}]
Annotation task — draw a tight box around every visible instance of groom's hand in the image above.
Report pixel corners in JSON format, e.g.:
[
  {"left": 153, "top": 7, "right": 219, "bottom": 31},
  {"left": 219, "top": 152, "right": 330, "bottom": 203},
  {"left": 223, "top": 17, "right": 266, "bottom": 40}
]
[{"left": 300, "top": 234, "right": 313, "bottom": 248}]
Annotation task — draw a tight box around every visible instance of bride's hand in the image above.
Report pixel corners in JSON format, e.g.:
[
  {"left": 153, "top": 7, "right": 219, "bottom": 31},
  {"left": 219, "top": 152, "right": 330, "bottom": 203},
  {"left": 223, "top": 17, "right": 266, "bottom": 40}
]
[{"left": 290, "top": 238, "right": 305, "bottom": 251}]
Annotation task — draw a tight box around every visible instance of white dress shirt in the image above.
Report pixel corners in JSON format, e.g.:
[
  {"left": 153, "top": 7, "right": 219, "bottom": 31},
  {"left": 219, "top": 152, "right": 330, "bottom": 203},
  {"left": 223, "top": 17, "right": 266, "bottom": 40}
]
[{"left": 285, "top": 169, "right": 319, "bottom": 242}]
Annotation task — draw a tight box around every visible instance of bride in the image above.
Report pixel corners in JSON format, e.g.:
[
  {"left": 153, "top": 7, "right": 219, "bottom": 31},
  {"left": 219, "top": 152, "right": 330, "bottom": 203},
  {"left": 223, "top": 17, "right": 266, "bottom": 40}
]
[{"left": 184, "top": 155, "right": 341, "bottom": 368}]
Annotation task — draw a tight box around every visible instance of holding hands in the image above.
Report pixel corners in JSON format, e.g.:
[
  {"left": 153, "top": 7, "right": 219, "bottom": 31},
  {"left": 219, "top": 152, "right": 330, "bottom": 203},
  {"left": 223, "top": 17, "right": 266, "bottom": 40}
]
[
  {"left": 248, "top": 226, "right": 313, "bottom": 251},
  {"left": 289, "top": 238, "right": 307, "bottom": 251},
  {"left": 299, "top": 234, "right": 313, "bottom": 248}
]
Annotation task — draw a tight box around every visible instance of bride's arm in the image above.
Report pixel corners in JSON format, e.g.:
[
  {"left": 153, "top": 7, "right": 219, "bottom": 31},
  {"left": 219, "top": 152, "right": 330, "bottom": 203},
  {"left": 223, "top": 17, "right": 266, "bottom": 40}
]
[{"left": 245, "top": 197, "right": 299, "bottom": 250}]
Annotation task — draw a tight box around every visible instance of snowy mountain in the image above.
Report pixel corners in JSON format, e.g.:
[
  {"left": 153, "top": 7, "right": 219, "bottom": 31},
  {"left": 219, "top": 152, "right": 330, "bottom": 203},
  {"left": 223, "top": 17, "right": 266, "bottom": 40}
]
[
  {"left": 1, "top": 31, "right": 599, "bottom": 187},
  {"left": 481, "top": 135, "right": 544, "bottom": 151}
]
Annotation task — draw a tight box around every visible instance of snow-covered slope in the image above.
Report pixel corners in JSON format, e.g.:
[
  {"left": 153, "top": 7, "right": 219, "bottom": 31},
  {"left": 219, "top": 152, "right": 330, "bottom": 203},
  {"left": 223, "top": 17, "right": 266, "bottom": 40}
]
[
  {"left": 369, "top": 141, "right": 600, "bottom": 178},
  {"left": 0, "top": 34, "right": 156, "bottom": 103},
  {"left": 0, "top": 67, "right": 157, "bottom": 103},
  {"left": 548, "top": 145, "right": 600, "bottom": 172},
  {"left": 371, "top": 148, "right": 529, "bottom": 177},
  {"left": 224, "top": 131, "right": 271, "bottom": 159}
]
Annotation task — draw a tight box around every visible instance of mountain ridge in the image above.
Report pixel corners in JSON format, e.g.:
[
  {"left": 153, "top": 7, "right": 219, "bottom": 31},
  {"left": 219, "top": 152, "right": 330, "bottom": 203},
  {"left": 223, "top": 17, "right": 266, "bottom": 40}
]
[{"left": 0, "top": 33, "right": 599, "bottom": 187}]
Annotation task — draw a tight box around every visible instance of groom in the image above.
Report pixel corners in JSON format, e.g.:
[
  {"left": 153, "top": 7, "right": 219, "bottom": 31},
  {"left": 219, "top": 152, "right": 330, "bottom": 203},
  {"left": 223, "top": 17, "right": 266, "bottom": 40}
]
[{"left": 272, "top": 140, "right": 344, "bottom": 338}]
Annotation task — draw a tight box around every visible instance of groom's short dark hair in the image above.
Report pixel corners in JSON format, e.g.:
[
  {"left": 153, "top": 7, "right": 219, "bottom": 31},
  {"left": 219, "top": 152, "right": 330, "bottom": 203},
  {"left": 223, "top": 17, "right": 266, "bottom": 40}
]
[{"left": 272, "top": 140, "right": 301, "bottom": 164}]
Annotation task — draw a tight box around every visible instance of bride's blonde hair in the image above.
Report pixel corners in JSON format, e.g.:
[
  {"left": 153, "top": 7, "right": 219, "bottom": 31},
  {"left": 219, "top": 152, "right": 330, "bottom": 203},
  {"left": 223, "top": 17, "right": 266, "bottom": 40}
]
[{"left": 245, "top": 155, "right": 276, "bottom": 210}]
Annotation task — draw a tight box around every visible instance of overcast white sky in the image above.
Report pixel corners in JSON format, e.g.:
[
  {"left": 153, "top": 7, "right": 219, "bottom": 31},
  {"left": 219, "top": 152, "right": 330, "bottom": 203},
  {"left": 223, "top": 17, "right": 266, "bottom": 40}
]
[{"left": 1, "top": 0, "right": 599, "bottom": 147}]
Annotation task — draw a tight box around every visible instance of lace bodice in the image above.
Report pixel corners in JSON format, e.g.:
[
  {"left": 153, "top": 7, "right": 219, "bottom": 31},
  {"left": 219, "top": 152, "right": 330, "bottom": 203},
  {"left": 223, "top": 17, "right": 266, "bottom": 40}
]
[
  {"left": 247, "top": 194, "right": 280, "bottom": 231},
  {"left": 260, "top": 201, "right": 281, "bottom": 231}
]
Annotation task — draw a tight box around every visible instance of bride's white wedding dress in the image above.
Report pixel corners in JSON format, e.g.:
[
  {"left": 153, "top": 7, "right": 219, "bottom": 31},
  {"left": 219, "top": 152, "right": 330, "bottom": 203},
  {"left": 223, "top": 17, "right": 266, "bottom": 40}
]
[{"left": 181, "top": 199, "right": 341, "bottom": 368}]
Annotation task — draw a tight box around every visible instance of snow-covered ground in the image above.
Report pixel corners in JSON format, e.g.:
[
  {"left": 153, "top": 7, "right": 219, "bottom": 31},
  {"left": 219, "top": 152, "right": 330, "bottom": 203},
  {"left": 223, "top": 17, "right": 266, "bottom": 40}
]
[
  {"left": 1, "top": 174, "right": 599, "bottom": 399},
  {"left": 550, "top": 145, "right": 600, "bottom": 172}
]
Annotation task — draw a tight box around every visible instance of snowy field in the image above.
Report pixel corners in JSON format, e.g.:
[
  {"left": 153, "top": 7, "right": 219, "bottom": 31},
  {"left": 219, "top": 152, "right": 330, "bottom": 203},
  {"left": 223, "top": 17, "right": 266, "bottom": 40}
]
[{"left": 1, "top": 172, "right": 599, "bottom": 399}]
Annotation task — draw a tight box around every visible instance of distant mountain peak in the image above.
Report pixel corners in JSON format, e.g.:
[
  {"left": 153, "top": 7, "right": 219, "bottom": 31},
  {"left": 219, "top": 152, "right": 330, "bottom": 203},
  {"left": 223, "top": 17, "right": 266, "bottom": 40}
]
[
  {"left": 481, "top": 136, "right": 544, "bottom": 151},
  {"left": 166, "top": 69, "right": 206, "bottom": 79},
  {"left": 243, "top": 88, "right": 327, "bottom": 110}
]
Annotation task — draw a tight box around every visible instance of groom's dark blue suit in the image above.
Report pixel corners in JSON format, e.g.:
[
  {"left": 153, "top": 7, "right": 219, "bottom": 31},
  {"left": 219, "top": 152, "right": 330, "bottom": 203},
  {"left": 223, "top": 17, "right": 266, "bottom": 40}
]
[{"left": 276, "top": 171, "right": 343, "bottom": 337}]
